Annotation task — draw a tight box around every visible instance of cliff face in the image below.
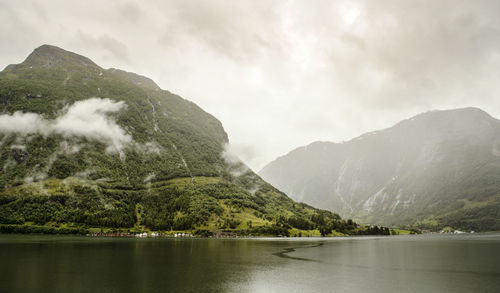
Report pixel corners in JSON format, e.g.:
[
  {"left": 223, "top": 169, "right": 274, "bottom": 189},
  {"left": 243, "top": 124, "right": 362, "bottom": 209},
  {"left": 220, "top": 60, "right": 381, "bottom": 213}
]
[{"left": 260, "top": 108, "right": 500, "bottom": 231}]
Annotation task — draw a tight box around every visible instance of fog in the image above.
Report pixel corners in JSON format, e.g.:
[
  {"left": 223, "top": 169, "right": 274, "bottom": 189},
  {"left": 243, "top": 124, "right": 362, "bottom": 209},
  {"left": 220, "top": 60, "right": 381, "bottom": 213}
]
[{"left": 1, "top": 0, "right": 500, "bottom": 170}]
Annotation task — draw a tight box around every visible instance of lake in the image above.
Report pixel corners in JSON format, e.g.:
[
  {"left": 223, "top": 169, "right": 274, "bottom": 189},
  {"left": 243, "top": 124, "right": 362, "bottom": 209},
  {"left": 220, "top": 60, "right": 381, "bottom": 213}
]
[{"left": 0, "top": 233, "right": 499, "bottom": 292}]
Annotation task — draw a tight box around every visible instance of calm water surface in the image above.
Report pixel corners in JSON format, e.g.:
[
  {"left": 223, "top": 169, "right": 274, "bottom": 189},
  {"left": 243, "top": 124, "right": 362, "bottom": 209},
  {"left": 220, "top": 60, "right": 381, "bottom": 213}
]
[{"left": 0, "top": 233, "right": 499, "bottom": 292}]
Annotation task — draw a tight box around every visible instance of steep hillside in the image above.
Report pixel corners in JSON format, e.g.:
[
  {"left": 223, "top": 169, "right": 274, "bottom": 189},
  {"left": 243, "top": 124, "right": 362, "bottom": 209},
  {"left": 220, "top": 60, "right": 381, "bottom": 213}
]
[
  {"left": 0, "top": 45, "right": 367, "bottom": 236},
  {"left": 259, "top": 108, "right": 500, "bottom": 231}
]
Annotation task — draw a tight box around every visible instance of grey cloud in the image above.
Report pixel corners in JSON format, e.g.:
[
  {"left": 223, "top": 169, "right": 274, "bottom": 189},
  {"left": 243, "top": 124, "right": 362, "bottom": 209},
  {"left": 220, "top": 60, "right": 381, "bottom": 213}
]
[
  {"left": 326, "top": 0, "right": 500, "bottom": 109},
  {"left": 75, "top": 31, "right": 130, "bottom": 62},
  {"left": 158, "top": 0, "right": 281, "bottom": 61},
  {"left": 119, "top": 1, "right": 142, "bottom": 23},
  {"left": 225, "top": 142, "right": 257, "bottom": 169},
  {"left": 31, "top": 2, "right": 48, "bottom": 22},
  {"left": 1, "top": 0, "right": 500, "bottom": 171},
  {"left": 0, "top": 1, "right": 42, "bottom": 63}
]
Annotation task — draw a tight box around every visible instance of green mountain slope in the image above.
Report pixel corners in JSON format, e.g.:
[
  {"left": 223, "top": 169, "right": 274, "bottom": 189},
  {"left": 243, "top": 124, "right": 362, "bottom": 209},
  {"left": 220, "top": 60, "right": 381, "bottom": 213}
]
[
  {"left": 0, "top": 45, "right": 370, "bottom": 236},
  {"left": 259, "top": 108, "right": 500, "bottom": 232}
]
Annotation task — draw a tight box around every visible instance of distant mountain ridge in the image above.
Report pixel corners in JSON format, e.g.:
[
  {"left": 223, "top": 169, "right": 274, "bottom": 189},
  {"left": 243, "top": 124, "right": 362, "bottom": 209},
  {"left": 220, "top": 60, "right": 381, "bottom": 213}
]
[{"left": 259, "top": 108, "right": 500, "bottom": 231}]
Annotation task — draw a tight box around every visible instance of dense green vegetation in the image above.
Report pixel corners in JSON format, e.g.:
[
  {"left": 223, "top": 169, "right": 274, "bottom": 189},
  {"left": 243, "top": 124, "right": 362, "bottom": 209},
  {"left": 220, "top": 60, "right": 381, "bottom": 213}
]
[
  {"left": 0, "top": 45, "right": 392, "bottom": 237},
  {"left": 0, "top": 176, "right": 383, "bottom": 236},
  {"left": 0, "top": 224, "right": 88, "bottom": 235}
]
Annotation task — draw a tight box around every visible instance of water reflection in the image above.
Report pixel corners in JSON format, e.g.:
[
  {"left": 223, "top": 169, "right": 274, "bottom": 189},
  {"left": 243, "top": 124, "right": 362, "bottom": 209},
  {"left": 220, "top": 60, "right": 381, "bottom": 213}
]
[
  {"left": 244, "top": 235, "right": 500, "bottom": 292},
  {"left": 1, "top": 234, "right": 499, "bottom": 292}
]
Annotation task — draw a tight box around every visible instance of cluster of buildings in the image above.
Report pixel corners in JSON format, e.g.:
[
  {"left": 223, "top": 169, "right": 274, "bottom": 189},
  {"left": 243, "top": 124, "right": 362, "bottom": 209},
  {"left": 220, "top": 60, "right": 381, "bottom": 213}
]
[
  {"left": 174, "top": 233, "right": 194, "bottom": 238},
  {"left": 88, "top": 231, "right": 196, "bottom": 238},
  {"left": 134, "top": 232, "right": 193, "bottom": 238},
  {"left": 89, "top": 232, "right": 132, "bottom": 237},
  {"left": 439, "top": 229, "right": 474, "bottom": 234},
  {"left": 421, "top": 229, "right": 476, "bottom": 234},
  {"left": 88, "top": 230, "right": 237, "bottom": 238}
]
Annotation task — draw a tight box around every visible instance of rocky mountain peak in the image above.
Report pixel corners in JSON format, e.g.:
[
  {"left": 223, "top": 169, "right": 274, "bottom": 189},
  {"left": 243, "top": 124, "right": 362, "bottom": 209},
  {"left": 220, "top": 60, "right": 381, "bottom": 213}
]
[{"left": 6, "top": 44, "right": 101, "bottom": 71}]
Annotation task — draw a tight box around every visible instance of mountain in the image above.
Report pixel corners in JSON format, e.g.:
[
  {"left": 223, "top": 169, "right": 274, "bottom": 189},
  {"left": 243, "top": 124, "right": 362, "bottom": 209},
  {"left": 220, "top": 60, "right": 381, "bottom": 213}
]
[
  {"left": 0, "top": 45, "right": 371, "bottom": 236},
  {"left": 259, "top": 108, "right": 500, "bottom": 231}
]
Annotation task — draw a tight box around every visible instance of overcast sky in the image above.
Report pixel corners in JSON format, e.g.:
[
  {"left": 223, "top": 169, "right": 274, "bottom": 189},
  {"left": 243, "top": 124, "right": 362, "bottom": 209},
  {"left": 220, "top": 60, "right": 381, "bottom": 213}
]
[{"left": 1, "top": 0, "right": 500, "bottom": 171}]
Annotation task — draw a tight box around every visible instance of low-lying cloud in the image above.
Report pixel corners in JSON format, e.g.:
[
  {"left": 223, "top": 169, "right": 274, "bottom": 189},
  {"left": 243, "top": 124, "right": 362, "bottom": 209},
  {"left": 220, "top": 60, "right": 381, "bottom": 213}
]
[
  {"left": 221, "top": 143, "right": 251, "bottom": 177},
  {"left": 0, "top": 97, "right": 131, "bottom": 152}
]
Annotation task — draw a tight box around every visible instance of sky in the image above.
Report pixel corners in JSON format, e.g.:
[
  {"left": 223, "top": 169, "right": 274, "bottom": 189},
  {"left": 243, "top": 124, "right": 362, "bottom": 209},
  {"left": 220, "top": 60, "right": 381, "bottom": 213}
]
[{"left": 1, "top": 0, "right": 500, "bottom": 171}]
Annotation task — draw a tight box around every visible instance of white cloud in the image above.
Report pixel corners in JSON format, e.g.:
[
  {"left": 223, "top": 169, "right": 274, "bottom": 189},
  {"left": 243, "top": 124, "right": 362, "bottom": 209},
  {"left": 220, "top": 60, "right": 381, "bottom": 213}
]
[
  {"left": 10, "top": 144, "right": 26, "bottom": 150},
  {"left": 0, "top": 112, "right": 49, "bottom": 134},
  {"left": 221, "top": 143, "right": 250, "bottom": 177},
  {"left": 143, "top": 172, "right": 155, "bottom": 183},
  {"left": 221, "top": 143, "right": 241, "bottom": 165},
  {"left": 0, "top": 97, "right": 131, "bottom": 152},
  {"left": 53, "top": 98, "right": 131, "bottom": 152},
  {"left": 135, "top": 141, "right": 162, "bottom": 155}
]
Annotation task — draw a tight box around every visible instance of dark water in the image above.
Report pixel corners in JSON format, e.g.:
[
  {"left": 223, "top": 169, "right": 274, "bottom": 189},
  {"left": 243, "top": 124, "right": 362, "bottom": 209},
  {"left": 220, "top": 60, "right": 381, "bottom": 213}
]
[{"left": 1, "top": 234, "right": 499, "bottom": 293}]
